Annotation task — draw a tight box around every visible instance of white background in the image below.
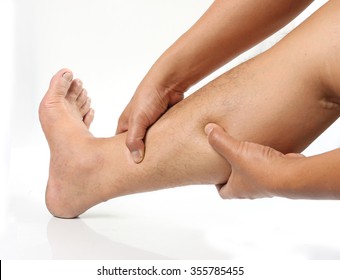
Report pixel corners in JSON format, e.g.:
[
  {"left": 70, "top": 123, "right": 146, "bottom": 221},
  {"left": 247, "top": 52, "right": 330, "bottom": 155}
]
[{"left": 2, "top": 0, "right": 340, "bottom": 261}]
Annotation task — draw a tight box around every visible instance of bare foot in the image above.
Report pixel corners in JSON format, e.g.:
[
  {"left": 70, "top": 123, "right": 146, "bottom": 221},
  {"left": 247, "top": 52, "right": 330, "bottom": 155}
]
[
  {"left": 39, "top": 69, "right": 104, "bottom": 218},
  {"left": 40, "top": 68, "right": 94, "bottom": 130}
]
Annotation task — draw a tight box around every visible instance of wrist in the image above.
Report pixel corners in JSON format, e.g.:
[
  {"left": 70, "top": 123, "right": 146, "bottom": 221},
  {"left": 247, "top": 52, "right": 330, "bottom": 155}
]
[
  {"left": 271, "top": 155, "right": 332, "bottom": 200},
  {"left": 268, "top": 157, "right": 308, "bottom": 199},
  {"left": 138, "top": 72, "right": 186, "bottom": 102},
  {"left": 144, "top": 44, "right": 208, "bottom": 93}
]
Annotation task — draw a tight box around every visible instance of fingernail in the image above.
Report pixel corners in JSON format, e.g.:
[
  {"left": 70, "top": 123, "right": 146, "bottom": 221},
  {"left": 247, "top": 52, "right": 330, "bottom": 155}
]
[
  {"left": 131, "top": 150, "right": 143, "bottom": 163},
  {"left": 62, "top": 72, "right": 72, "bottom": 82},
  {"left": 204, "top": 123, "right": 214, "bottom": 135}
]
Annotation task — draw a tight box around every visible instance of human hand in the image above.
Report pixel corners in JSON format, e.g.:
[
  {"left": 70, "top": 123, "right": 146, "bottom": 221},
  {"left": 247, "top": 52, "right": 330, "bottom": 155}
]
[
  {"left": 205, "top": 123, "right": 305, "bottom": 199},
  {"left": 116, "top": 82, "right": 184, "bottom": 163}
]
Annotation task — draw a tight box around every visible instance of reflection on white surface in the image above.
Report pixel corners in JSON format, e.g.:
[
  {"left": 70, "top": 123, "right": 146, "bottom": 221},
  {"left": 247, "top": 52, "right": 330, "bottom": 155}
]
[
  {"left": 206, "top": 203, "right": 340, "bottom": 260},
  {"left": 47, "top": 218, "right": 169, "bottom": 260}
]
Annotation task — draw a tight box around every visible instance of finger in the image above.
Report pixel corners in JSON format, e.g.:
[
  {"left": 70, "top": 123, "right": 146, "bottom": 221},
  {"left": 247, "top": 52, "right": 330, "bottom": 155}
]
[
  {"left": 125, "top": 121, "right": 148, "bottom": 164},
  {"left": 168, "top": 92, "right": 184, "bottom": 106},
  {"left": 116, "top": 111, "right": 130, "bottom": 135},
  {"left": 205, "top": 123, "right": 241, "bottom": 164},
  {"left": 222, "top": 188, "right": 248, "bottom": 199},
  {"left": 285, "top": 153, "right": 305, "bottom": 158},
  {"left": 216, "top": 181, "right": 240, "bottom": 200},
  {"left": 116, "top": 119, "right": 128, "bottom": 135}
]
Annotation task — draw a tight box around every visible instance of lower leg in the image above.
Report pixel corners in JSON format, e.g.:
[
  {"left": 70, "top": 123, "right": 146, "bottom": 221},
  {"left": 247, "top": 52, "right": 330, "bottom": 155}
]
[{"left": 40, "top": 1, "right": 340, "bottom": 218}]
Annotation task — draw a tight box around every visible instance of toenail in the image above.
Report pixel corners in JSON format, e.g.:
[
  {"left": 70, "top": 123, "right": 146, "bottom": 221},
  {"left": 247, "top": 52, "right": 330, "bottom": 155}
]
[
  {"left": 76, "top": 79, "right": 83, "bottom": 87},
  {"left": 62, "top": 72, "right": 72, "bottom": 82}
]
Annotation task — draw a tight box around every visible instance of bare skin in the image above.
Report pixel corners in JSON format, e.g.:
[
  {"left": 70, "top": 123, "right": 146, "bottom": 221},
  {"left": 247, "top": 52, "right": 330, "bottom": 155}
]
[
  {"left": 117, "top": 0, "right": 313, "bottom": 163},
  {"left": 40, "top": 72, "right": 95, "bottom": 129},
  {"left": 40, "top": 1, "right": 340, "bottom": 218},
  {"left": 206, "top": 121, "right": 340, "bottom": 200},
  {"left": 205, "top": 123, "right": 306, "bottom": 199}
]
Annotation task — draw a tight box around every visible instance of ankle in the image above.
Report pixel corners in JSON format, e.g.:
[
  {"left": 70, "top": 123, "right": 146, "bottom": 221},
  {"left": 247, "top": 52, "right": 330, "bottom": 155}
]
[{"left": 46, "top": 139, "right": 105, "bottom": 218}]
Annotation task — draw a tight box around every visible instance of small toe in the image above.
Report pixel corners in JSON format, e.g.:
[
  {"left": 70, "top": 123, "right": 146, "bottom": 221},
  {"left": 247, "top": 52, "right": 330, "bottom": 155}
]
[
  {"left": 83, "top": 108, "right": 95, "bottom": 128},
  {"left": 76, "top": 89, "right": 88, "bottom": 108},
  {"left": 66, "top": 79, "right": 83, "bottom": 102},
  {"left": 80, "top": 97, "right": 91, "bottom": 117}
]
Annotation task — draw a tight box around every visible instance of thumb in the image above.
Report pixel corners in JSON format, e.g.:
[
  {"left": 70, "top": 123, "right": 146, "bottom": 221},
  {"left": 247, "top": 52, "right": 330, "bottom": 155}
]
[
  {"left": 125, "top": 123, "right": 146, "bottom": 164},
  {"left": 205, "top": 123, "right": 241, "bottom": 164}
]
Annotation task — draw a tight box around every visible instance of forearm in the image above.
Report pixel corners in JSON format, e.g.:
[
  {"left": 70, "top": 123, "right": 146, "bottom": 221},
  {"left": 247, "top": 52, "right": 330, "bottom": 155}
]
[
  {"left": 144, "top": 0, "right": 312, "bottom": 91},
  {"left": 284, "top": 149, "right": 340, "bottom": 199}
]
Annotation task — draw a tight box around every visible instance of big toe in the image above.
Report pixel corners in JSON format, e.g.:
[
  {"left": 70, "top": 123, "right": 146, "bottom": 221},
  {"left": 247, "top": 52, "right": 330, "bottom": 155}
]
[{"left": 48, "top": 68, "right": 73, "bottom": 97}]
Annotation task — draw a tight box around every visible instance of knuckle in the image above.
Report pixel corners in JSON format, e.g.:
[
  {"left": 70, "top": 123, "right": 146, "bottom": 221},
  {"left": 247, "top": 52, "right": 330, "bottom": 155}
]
[
  {"left": 217, "top": 185, "right": 229, "bottom": 199},
  {"left": 117, "top": 120, "right": 128, "bottom": 132},
  {"left": 129, "top": 111, "right": 146, "bottom": 125},
  {"left": 218, "top": 191, "right": 228, "bottom": 200},
  {"left": 125, "top": 135, "right": 144, "bottom": 151},
  {"left": 125, "top": 137, "right": 136, "bottom": 149},
  {"left": 118, "top": 114, "right": 127, "bottom": 125},
  {"left": 218, "top": 185, "right": 241, "bottom": 200},
  {"left": 130, "top": 112, "right": 144, "bottom": 123}
]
